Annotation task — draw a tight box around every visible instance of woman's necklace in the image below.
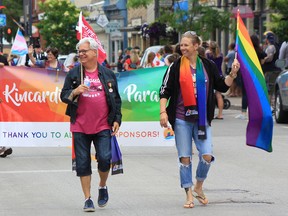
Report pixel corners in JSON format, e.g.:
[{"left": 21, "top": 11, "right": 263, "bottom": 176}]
[{"left": 190, "top": 63, "right": 196, "bottom": 70}]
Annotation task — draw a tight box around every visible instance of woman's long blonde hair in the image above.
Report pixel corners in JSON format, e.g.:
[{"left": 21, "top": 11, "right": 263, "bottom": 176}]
[{"left": 130, "top": 49, "right": 140, "bottom": 63}]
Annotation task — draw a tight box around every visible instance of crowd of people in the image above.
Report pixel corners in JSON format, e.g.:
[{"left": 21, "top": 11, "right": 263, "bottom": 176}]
[
  {"left": 0, "top": 43, "right": 78, "bottom": 72},
  {"left": 1, "top": 29, "right": 284, "bottom": 213}
]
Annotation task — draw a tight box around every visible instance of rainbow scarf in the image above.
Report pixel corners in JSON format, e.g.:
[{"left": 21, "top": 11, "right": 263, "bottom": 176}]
[
  {"left": 236, "top": 11, "right": 273, "bottom": 152},
  {"left": 179, "top": 56, "right": 207, "bottom": 139}
]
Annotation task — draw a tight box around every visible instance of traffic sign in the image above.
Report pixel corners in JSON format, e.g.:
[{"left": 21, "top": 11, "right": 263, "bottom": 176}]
[
  {"left": 0, "top": 14, "right": 6, "bottom": 27},
  {"left": 97, "top": 14, "right": 109, "bottom": 28}
]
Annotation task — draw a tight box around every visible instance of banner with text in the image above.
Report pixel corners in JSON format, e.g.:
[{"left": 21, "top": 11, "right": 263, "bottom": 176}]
[{"left": 0, "top": 66, "right": 175, "bottom": 147}]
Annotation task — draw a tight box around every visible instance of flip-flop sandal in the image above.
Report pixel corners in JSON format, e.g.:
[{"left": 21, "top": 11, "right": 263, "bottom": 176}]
[
  {"left": 183, "top": 201, "right": 194, "bottom": 208},
  {"left": 192, "top": 191, "right": 209, "bottom": 205},
  {"left": 214, "top": 116, "right": 224, "bottom": 120}
]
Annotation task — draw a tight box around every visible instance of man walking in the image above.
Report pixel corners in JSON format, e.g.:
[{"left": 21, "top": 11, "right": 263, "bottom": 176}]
[{"left": 60, "top": 38, "right": 122, "bottom": 212}]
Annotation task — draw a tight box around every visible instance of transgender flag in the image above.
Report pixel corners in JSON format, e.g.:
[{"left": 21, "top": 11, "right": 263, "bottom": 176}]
[
  {"left": 11, "top": 28, "right": 28, "bottom": 56},
  {"left": 235, "top": 10, "right": 273, "bottom": 152}
]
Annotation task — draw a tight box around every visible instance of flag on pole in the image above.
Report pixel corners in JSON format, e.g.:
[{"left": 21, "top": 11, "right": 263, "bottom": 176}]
[
  {"left": 12, "top": 18, "right": 25, "bottom": 32},
  {"left": 11, "top": 28, "right": 28, "bottom": 56},
  {"left": 77, "top": 11, "right": 83, "bottom": 38},
  {"left": 235, "top": 10, "right": 273, "bottom": 152},
  {"left": 153, "top": 53, "right": 165, "bottom": 66},
  {"left": 76, "top": 12, "right": 106, "bottom": 63}
]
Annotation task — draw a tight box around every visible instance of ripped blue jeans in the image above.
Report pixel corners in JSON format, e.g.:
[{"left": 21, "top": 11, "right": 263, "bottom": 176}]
[{"left": 174, "top": 118, "right": 214, "bottom": 188}]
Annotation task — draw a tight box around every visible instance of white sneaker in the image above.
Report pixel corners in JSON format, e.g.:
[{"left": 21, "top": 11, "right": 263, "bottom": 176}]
[{"left": 235, "top": 114, "right": 247, "bottom": 120}]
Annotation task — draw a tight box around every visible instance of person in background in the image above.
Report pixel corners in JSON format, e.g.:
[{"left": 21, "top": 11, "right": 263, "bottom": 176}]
[
  {"left": 158, "top": 47, "right": 165, "bottom": 57},
  {"left": 262, "top": 32, "right": 280, "bottom": 95},
  {"left": 133, "top": 46, "right": 141, "bottom": 57},
  {"left": 206, "top": 41, "right": 225, "bottom": 119},
  {"left": 201, "top": 41, "right": 209, "bottom": 49},
  {"left": 0, "top": 52, "right": 9, "bottom": 66},
  {"left": 159, "top": 30, "right": 240, "bottom": 209},
  {"left": 102, "top": 59, "right": 111, "bottom": 69},
  {"left": 197, "top": 46, "right": 206, "bottom": 59},
  {"left": 262, "top": 32, "right": 279, "bottom": 73},
  {"left": 124, "top": 49, "right": 140, "bottom": 71},
  {"left": 8, "top": 55, "right": 19, "bottom": 66},
  {"left": 174, "top": 43, "right": 182, "bottom": 56},
  {"left": 164, "top": 53, "right": 180, "bottom": 66},
  {"left": 144, "top": 52, "right": 156, "bottom": 68},
  {"left": 116, "top": 50, "right": 124, "bottom": 72},
  {"left": 60, "top": 38, "right": 122, "bottom": 212},
  {"left": 25, "top": 44, "right": 46, "bottom": 67},
  {"left": 163, "top": 45, "right": 174, "bottom": 58},
  {"left": 121, "top": 47, "right": 132, "bottom": 71},
  {"left": 0, "top": 146, "right": 13, "bottom": 158},
  {"left": 28, "top": 46, "right": 63, "bottom": 72},
  {"left": 224, "top": 43, "right": 238, "bottom": 97},
  {"left": 278, "top": 40, "right": 288, "bottom": 68}
]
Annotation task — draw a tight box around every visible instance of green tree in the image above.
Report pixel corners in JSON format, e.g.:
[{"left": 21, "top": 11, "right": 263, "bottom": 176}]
[
  {"left": 37, "top": 0, "right": 80, "bottom": 54},
  {"left": 127, "top": 0, "right": 153, "bottom": 8},
  {"left": 158, "top": 0, "right": 231, "bottom": 41},
  {"left": 268, "top": 0, "right": 288, "bottom": 42},
  {"left": 1, "top": 0, "right": 23, "bottom": 42}
]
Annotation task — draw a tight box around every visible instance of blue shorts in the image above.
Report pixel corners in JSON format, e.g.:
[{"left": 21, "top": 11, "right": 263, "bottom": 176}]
[{"left": 73, "top": 129, "right": 111, "bottom": 176}]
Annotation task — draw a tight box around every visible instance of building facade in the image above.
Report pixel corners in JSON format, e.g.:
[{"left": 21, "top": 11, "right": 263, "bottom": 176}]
[{"left": 27, "top": 0, "right": 274, "bottom": 64}]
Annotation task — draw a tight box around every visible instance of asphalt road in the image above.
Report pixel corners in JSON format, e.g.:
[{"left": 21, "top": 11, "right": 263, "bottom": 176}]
[{"left": 1, "top": 109, "right": 287, "bottom": 216}]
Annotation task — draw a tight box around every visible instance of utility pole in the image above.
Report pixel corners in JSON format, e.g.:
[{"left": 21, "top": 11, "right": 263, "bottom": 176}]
[
  {"left": 23, "top": 0, "right": 33, "bottom": 43},
  {"left": 155, "top": 0, "right": 160, "bottom": 19},
  {"left": 29, "top": 0, "right": 32, "bottom": 43}
]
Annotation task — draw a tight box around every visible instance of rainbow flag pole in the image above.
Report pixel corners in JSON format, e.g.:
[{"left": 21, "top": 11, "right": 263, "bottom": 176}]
[{"left": 235, "top": 9, "right": 273, "bottom": 152}]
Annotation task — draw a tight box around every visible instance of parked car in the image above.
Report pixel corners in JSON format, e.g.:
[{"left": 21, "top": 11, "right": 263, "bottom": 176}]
[
  {"left": 140, "top": 45, "right": 163, "bottom": 68},
  {"left": 274, "top": 61, "right": 288, "bottom": 123}
]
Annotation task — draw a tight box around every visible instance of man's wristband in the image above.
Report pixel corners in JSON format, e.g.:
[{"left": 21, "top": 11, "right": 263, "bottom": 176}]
[{"left": 160, "top": 111, "right": 167, "bottom": 115}]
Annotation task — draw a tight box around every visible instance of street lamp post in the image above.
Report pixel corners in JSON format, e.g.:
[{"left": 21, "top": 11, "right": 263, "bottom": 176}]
[{"left": 0, "top": 0, "right": 3, "bottom": 53}]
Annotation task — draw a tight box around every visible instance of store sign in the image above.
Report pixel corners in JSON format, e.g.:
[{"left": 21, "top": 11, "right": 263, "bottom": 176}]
[
  {"left": 105, "top": 21, "right": 120, "bottom": 33},
  {"left": 131, "top": 18, "right": 141, "bottom": 26},
  {"left": 0, "top": 14, "right": 7, "bottom": 27}
]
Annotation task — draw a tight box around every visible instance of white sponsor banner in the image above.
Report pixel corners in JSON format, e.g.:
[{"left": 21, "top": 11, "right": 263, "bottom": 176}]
[{"left": 0, "top": 122, "right": 175, "bottom": 147}]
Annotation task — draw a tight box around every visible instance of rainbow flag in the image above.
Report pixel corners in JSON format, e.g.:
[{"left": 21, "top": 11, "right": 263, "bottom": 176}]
[
  {"left": 11, "top": 28, "right": 28, "bottom": 56},
  {"left": 153, "top": 53, "right": 165, "bottom": 66},
  {"left": 235, "top": 11, "right": 273, "bottom": 152}
]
